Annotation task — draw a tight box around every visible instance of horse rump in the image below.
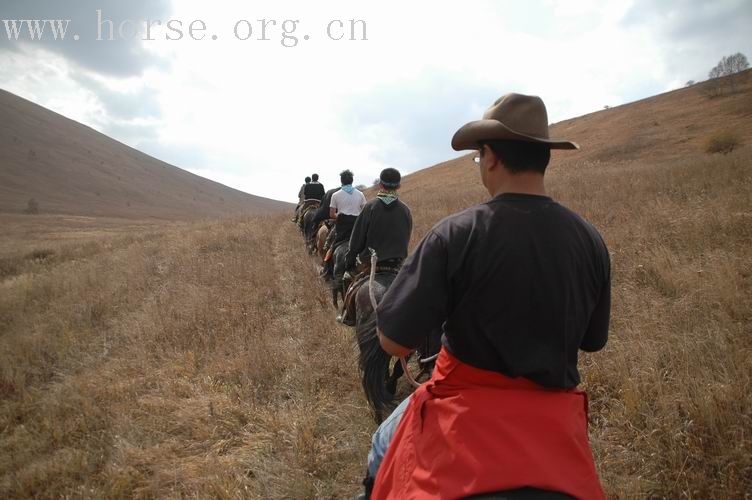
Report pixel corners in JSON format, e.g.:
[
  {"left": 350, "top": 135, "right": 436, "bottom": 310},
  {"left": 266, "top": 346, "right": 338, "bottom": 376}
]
[
  {"left": 316, "top": 221, "right": 332, "bottom": 261},
  {"left": 298, "top": 200, "right": 320, "bottom": 234},
  {"left": 303, "top": 211, "right": 320, "bottom": 254}
]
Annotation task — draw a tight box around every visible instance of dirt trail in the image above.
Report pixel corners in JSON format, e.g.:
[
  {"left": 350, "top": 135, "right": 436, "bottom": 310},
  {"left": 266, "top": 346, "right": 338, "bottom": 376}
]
[{"left": 244, "top": 218, "right": 372, "bottom": 498}]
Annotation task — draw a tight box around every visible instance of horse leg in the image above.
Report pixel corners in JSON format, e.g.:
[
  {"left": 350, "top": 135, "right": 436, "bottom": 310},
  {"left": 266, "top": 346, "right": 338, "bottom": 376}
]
[
  {"left": 337, "top": 285, "right": 346, "bottom": 314},
  {"left": 308, "top": 236, "right": 316, "bottom": 255},
  {"left": 306, "top": 222, "right": 318, "bottom": 254}
]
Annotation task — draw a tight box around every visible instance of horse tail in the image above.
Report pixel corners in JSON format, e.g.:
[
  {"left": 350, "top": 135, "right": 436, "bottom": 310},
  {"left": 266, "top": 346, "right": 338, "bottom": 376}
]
[{"left": 356, "top": 314, "right": 394, "bottom": 422}]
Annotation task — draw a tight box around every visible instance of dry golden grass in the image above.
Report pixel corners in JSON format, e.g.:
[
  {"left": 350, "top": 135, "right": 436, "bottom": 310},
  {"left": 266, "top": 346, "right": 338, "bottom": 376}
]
[
  {"left": 705, "top": 131, "right": 742, "bottom": 154},
  {"left": 1, "top": 215, "right": 373, "bottom": 498},
  {"left": 556, "top": 153, "right": 752, "bottom": 498},
  {"left": 2, "top": 147, "right": 749, "bottom": 498}
]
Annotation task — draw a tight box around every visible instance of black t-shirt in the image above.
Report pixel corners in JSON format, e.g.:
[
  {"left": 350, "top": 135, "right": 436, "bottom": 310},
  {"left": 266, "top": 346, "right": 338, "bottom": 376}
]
[
  {"left": 346, "top": 198, "right": 413, "bottom": 270},
  {"left": 335, "top": 214, "right": 358, "bottom": 244},
  {"left": 313, "top": 187, "right": 341, "bottom": 226},
  {"left": 304, "top": 181, "right": 326, "bottom": 201},
  {"left": 377, "top": 193, "right": 610, "bottom": 389}
]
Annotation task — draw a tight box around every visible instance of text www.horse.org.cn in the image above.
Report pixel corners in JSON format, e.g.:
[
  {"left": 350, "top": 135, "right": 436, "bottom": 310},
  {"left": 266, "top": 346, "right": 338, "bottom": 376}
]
[{"left": 0, "top": 10, "right": 369, "bottom": 48}]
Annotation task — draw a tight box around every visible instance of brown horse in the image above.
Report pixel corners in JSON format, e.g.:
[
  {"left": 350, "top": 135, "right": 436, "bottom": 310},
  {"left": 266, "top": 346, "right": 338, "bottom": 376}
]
[
  {"left": 350, "top": 253, "right": 442, "bottom": 422},
  {"left": 298, "top": 199, "right": 321, "bottom": 235},
  {"left": 316, "top": 220, "right": 333, "bottom": 261}
]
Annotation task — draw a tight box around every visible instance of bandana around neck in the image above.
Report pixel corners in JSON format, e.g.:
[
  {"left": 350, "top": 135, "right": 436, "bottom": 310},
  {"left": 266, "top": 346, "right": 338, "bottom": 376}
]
[
  {"left": 342, "top": 184, "right": 354, "bottom": 194},
  {"left": 377, "top": 189, "right": 399, "bottom": 205}
]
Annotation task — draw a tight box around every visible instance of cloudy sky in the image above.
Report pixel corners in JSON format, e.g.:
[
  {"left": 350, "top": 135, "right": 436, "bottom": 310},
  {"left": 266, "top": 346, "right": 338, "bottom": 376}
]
[{"left": 1, "top": 0, "right": 750, "bottom": 202}]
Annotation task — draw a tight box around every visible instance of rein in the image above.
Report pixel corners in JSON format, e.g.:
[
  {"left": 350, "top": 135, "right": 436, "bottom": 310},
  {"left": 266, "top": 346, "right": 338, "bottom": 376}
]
[{"left": 368, "top": 248, "right": 421, "bottom": 389}]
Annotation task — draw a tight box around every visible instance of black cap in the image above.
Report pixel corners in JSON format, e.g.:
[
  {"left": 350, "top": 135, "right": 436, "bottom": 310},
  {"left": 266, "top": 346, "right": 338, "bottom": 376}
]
[{"left": 380, "top": 168, "right": 401, "bottom": 188}]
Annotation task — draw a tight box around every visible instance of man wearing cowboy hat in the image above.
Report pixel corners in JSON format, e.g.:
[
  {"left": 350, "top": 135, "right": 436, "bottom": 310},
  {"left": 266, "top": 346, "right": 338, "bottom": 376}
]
[{"left": 362, "top": 93, "right": 611, "bottom": 499}]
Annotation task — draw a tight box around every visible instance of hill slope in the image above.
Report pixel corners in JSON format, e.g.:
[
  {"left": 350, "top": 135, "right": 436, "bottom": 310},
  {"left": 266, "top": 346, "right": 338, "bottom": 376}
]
[
  {"left": 0, "top": 89, "right": 290, "bottom": 219},
  {"left": 396, "top": 70, "right": 752, "bottom": 206}
]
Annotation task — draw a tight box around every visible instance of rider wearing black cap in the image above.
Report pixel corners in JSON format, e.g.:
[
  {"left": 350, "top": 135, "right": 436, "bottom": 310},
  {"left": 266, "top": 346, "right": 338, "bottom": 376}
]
[{"left": 345, "top": 168, "right": 412, "bottom": 273}]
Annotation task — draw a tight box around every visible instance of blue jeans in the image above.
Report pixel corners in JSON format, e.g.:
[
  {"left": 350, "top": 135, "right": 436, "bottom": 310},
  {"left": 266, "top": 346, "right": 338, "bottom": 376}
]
[{"left": 367, "top": 394, "right": 412, "bottom": 478}]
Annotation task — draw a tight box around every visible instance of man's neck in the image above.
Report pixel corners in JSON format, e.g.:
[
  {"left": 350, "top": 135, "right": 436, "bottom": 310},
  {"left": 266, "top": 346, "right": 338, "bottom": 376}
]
[{"left": 490, "top": 172, "right": 546, "bottom": 198}]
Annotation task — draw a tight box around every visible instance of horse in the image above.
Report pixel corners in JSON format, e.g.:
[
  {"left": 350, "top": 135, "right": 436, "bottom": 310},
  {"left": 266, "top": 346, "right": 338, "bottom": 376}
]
[
  {"left": 353, "top": 255, "right": 442, "bottom": 423},
  {"left": 297, "top": 199, "right": 320, "bottom": 236},
  {"left": 316, "top": 220, "right": 333, "bottom": 261},
  {"left": 302, "top": 209, "right": 322, "bottom": 254}
]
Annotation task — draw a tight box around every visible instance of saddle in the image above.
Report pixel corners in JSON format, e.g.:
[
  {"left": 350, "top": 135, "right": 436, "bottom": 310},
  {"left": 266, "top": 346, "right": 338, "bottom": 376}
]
[
  {"left": 324, "top": 235, "right": 345, "bottom": 263},
  {"left": 298, "top": 199, "right": 321, "bottom": 231},
  {"left": 302, "top": 199, "right": 320, "bottom": 216},
  {"left": 340, "top": 261, "right": 401, "bottom": 327}
]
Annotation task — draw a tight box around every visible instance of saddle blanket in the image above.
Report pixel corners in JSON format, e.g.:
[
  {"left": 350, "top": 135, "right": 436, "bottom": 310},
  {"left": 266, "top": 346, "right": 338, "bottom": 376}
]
[
  {"left": 372, "top": 347, "right": 605, "bottom": 499},
  {"left": 341, "top": 265, "right": 400, "bottom": 327}
]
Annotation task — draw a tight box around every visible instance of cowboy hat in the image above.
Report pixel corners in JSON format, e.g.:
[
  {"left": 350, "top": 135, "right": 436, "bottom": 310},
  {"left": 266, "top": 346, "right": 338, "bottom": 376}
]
[{"left": 451, "top": 93, "right": 579, "bottom": 151}]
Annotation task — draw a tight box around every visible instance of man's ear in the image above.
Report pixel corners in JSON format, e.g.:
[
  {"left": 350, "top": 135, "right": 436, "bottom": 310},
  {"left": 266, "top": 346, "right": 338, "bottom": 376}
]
[{"left": 485, "top": 145, "right": 502, "bottom": 171}]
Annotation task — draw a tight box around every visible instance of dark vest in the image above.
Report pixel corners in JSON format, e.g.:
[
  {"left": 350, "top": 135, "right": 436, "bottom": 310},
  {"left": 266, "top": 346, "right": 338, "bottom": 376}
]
[{"left": 304, "top": 182, "right": 325, "bottom": 201}]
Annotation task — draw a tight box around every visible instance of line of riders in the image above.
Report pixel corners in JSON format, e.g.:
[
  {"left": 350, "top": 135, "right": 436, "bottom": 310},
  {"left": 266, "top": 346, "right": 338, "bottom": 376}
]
[
  {"left": 291, "top": 93, "right": 611, "bottom": 499},
  {"left": 293, "top": 170, "right": 411, "bottom": 321},
  {"left": 292, "top": 169, "right": 438, "bottom": 420}
]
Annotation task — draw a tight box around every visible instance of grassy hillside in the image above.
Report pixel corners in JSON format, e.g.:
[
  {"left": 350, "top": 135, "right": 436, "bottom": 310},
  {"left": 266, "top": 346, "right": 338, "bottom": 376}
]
[
  {"left": 1, "top": 76, "right": 750, "bottom": 497},
  {"left": 0, "top": 89, "right": 290, "bottom": 218},
  {"left": 394, "top": 70, "right": 752, "bottom": 223}
]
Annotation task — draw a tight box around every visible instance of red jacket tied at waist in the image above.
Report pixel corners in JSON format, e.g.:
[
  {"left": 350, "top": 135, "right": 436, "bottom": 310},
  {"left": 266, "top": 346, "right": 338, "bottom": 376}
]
[{"left": 372, "top": 347, "right": 605, "bottom": 500}]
